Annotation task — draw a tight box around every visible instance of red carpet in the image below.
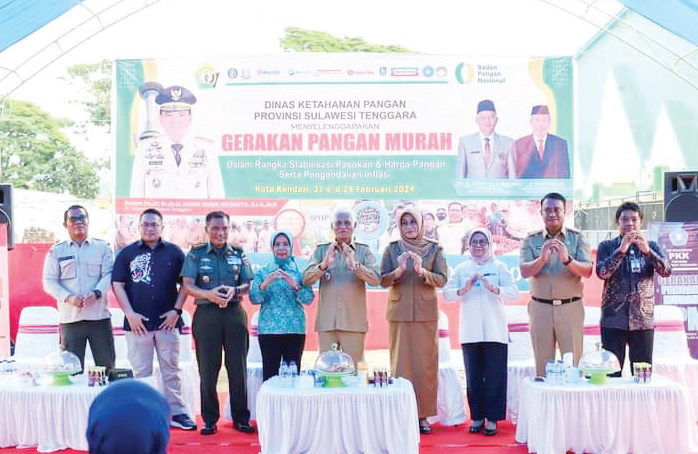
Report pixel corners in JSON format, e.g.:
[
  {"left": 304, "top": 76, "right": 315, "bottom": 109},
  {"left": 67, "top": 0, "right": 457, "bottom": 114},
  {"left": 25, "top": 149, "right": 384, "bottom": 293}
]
[{"left": 0, "top": 418, "right": 529, "bottom": 453}]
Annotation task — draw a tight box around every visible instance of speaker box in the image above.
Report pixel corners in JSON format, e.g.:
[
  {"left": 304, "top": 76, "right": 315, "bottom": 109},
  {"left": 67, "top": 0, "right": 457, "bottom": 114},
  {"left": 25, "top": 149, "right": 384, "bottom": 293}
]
[
  {"left": 0, "top": 184, "right": 12, "bottom": 249},
  {"left": 664, "top": 172, "right": 698, "bottom": 222}
]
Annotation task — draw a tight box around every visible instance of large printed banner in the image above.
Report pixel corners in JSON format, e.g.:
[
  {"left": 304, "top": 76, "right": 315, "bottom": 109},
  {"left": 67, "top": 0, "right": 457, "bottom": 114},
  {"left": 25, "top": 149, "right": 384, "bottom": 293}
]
[
  {"left": 114, "top": 54, "right": 573, "bottom": 272},
  {"left": 651, "top": 221, "right": 698, "bottom": 359}
]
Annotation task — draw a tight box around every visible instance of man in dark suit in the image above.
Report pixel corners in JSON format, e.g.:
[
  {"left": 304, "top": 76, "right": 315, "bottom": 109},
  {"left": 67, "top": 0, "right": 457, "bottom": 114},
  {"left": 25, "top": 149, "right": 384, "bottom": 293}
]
[
  {"left": 457, "top": 100, "right": 515, "bottom": 179},
  {"left": 513, "top": 105, "right": 570, "bottom": 179}
]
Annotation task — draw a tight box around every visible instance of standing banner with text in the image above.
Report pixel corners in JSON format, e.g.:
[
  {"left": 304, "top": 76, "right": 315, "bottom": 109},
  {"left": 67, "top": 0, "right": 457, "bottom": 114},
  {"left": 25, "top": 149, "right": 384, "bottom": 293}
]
[
  {"left": 114, "top": 54, "right": 573, "bottom": 277},
  {"left": 650, "top": 221, "right": 698, "bottom": 359}
]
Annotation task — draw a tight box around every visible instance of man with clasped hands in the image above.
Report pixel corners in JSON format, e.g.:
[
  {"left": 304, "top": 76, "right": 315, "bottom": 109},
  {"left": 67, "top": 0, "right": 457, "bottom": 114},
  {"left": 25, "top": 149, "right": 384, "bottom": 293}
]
[
  {"left": 519, "top": 193, "right": 593, "bottom": 377},
  {"left": 181, "top": 211, "right": 255, "bottom": 436},
  {"left": 303, "top": 207, "right": 380, "bottom": 364},
  {"left": 596, "top": 201, "right": 671, "bottom": 376}
]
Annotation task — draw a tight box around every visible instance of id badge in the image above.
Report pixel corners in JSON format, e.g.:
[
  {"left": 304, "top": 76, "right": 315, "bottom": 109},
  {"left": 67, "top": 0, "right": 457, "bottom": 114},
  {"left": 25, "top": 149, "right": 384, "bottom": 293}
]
[{"left": 630, "top": 258, "right": 642, "bottom": 273}]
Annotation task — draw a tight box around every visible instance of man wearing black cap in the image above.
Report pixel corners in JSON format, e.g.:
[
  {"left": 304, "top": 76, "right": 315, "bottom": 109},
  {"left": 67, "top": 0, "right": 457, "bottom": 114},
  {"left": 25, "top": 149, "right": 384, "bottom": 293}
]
[
  {"left": 130, "top": 83, "right": 225, "bottom": 199},
  {"left": 513, "top": 105, "right": 570, "bottom": 179},
  {"left": 457, "top": 100, "right": 515, "bottom": 179}
]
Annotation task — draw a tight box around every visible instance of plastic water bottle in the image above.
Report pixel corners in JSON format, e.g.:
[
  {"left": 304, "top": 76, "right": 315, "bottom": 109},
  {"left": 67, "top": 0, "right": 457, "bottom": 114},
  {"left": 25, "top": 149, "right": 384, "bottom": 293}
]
[
  {"left": 545, "top": 360, "right": 556, "bottom": 384},
  {"left": 288, "top": 361, "right": 299, "bottom": 388},
  {"left": 279, "top": 361, "right": 289, "bottom": 387},
  {"left": 556, "top": 360, "right": 566, "bottom": 385}
]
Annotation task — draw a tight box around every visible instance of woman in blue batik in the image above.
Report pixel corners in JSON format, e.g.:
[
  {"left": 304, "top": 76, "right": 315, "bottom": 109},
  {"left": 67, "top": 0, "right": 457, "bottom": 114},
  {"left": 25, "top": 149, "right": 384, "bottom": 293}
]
[{"left": 250, "top": 231, "right": 315, "bottom": 380}]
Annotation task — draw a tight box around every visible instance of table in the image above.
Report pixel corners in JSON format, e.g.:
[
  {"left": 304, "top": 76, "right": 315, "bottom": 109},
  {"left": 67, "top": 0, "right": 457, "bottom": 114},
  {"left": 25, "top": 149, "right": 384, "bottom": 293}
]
[
  {"left": 516, "top": 375, "right": 698, "bottom": 454},
  {"left": 0, "top": 374, "right": 104, "bottom": 452},
  {"left": 256, "top": 377, "right": 420, "bottom": 454}
]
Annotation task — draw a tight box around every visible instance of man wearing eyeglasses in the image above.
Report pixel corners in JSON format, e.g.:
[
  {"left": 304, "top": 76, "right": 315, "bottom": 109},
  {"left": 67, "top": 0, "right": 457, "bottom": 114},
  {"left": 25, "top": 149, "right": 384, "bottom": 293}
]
[
  {"left": 42, "top": 205, "right": 115, "bottom": 372},
  {"left": 519, "top": 193, "right": 593, "bottom": 377},
  {"left": 130, "top": 83, "right": 224, "bottom": 199},
  {"left": 111, "top": 208, "right": 197, "bottom": 431}
]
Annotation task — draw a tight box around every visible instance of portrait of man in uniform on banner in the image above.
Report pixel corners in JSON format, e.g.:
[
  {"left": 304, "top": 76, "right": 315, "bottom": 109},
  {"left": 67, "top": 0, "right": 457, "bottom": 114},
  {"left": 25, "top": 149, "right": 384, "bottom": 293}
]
[{"left": 130, "top": 82, "right": 225, "bottom": 199}]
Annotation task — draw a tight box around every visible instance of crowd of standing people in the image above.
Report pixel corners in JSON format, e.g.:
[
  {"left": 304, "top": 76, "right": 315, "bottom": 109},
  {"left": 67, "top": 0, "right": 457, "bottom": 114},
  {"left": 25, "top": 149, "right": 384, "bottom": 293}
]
[{"left": 42, "top": 192, "right": 670, "bottom": 446}]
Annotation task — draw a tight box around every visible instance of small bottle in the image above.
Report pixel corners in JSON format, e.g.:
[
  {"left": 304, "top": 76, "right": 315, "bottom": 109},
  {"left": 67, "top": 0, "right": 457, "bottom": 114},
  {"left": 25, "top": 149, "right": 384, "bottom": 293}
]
[
  {"left": 279, "top": 361, "right": 289, "bottom": 387},
  {"left": 545, "top": 360, "right": 556, "bottom": 384},
  {"left": 288, "top": 361, "right": 298, "bottom": 388},
  {"left": 556, "top": 360, "right": 566, "bottom": 386}
]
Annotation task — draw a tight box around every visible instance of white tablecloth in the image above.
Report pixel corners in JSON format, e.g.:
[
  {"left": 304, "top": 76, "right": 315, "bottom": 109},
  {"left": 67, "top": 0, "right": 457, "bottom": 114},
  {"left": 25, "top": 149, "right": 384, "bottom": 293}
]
[
  {"left": 256, "top": 377, "right": 420, "bottom": 454},
  {"left": 0, "top": 375, "right": 105, "bottom": 452},
  {"left": 516, "top": 375, "right": 698, "bottom": 454}
]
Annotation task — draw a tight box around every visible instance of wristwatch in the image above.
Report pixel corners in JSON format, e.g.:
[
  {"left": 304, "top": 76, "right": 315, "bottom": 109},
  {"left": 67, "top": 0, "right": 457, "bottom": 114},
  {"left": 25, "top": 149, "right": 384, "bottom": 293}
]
[
  {"left": 563, "top": 257, "right": 573, "bottom": 266},
  {"left": 173, "top": 308, "right": 183, "bottom": 315},
  {"left": 93, "top": 290, "right": 102, "bottom": 299}
]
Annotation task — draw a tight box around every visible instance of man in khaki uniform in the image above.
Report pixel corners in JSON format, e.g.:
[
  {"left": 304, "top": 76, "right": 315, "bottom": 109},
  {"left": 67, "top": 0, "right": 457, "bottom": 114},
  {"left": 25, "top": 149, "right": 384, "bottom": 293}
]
[
  {"left": 303, "top": 207, "right": 380, "bottom": 363},
  {"left": 519, "top": 192, "right": 593, "bottom": 377}
]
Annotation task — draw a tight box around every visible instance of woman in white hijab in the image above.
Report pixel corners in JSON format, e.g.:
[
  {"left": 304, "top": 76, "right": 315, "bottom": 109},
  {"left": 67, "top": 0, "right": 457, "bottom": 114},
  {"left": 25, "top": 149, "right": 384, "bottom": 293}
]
[{"left": 443, "top": 228, "right": 518, "bottom": 436}]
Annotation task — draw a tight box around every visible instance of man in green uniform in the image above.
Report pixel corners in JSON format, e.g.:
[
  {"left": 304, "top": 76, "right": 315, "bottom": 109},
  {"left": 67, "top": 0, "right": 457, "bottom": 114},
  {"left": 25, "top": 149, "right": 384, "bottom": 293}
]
[{"left": 181, "top": 211, "right": 254, "bottom": 435}]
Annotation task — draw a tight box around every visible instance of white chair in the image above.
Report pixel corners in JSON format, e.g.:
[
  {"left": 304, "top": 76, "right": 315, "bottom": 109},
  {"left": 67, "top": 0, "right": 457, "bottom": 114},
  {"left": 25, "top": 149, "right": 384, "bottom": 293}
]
[
  {"left": 179, "top": 310, "right": 194, "bottom": 363},
  {"left": 505, "top": 304, "right": 535, "bottom": 364},
  {"left": 428, "top": 310, "right": 467, "bottom": 426},
  {"left": 14, "top": 306, "right": 60, "bottom": 358},
  {"left": 225, "top": 310, "right": 263, "bottom": 421},
  {"left": 247, "top": 311, "right": 262, "bottom": 363},
  {"left": 653, "top": 305, "right": 690, "bottom": 359},
  {"left": 504, "top": 304, "right": 536, "bottom": 423},
  {"left": 582, "top": 306, "right": 602, "bottom": 357},
  {"left": 107, "top": 307, "right": 129, "bottom": 367}
]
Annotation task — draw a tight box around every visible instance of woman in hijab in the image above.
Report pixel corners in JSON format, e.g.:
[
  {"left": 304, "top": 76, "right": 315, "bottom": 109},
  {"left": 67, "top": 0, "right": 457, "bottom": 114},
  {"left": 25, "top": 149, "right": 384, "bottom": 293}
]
[
  {"left": 380, "top": 207, "right": 448, "bottom": 435},
  {"left": 443, "top": 228, "right": 518, "bottom": 436},
  {"left": 250, "top": 231, "right": 315, "bottom": 380}
]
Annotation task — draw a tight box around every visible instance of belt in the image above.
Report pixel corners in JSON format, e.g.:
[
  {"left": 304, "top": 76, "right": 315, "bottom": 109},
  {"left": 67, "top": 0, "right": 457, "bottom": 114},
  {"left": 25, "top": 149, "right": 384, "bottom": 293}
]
[{"left": 531, "top": 296, "right": 581, "bottom": 306}]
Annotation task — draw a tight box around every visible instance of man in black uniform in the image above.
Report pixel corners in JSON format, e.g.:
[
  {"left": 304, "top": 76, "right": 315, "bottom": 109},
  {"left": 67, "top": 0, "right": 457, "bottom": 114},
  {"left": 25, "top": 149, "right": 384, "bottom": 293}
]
[{"left": 181, "top": 211, "right": 254, "bottom": 435}]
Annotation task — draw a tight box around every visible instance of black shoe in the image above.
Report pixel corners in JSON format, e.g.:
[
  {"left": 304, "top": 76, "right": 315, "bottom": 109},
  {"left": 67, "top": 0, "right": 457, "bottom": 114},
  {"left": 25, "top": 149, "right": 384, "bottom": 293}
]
[
  {"left": 200, "top": 423, "right": 217, "bottom": 436},
  {"left": 484, "top": 421, "right": 497, "bottom": 436},
  {"left": 469, "top": 420, "right": 484, "bottom": 433},
  {"left": 234, "top": 420, "right": 256, "bottom": 434},
  {"left": 419, "top": 419, "right": 432, "bottom": 435}
]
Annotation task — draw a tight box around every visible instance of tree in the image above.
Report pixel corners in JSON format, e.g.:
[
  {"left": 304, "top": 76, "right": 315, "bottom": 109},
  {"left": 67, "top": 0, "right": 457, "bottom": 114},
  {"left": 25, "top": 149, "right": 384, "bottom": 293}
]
[
  {"left": 58, "top": 31, "right": 410, "bottom": 134},
  {"left": 281, "top": 27, "right": 413, "bottom": 53},
  {"left": 0, "top": 99, "right": 101, "bottom": 198},
  {"left": 64, "top": 59, "right": 112, "bottom": 131}
]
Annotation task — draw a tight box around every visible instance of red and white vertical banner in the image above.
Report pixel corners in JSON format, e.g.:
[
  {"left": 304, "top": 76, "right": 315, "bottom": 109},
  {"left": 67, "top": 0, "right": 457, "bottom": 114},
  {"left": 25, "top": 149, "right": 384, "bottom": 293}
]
[{"left": 0, "top": 227, "right": 10, "bottom": 357}]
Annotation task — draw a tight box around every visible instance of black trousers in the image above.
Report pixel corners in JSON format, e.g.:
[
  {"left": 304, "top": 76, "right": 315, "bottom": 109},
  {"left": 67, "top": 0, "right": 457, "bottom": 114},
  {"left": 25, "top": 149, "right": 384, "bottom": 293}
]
[
  {"left": 59, "top": 318, "right": 115, "bottom": 372},
  {"left": 462, "top": 342, "right": 507, "bottom": 422},
  {"left": 601, "top": 327, "right": 654, "bottom": 376},
  {"left": 193, "top": 304, "right": 250, "bottom": 424},
  {"left": 258, "top": 334, "right": 306, "bottom": 381}
]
